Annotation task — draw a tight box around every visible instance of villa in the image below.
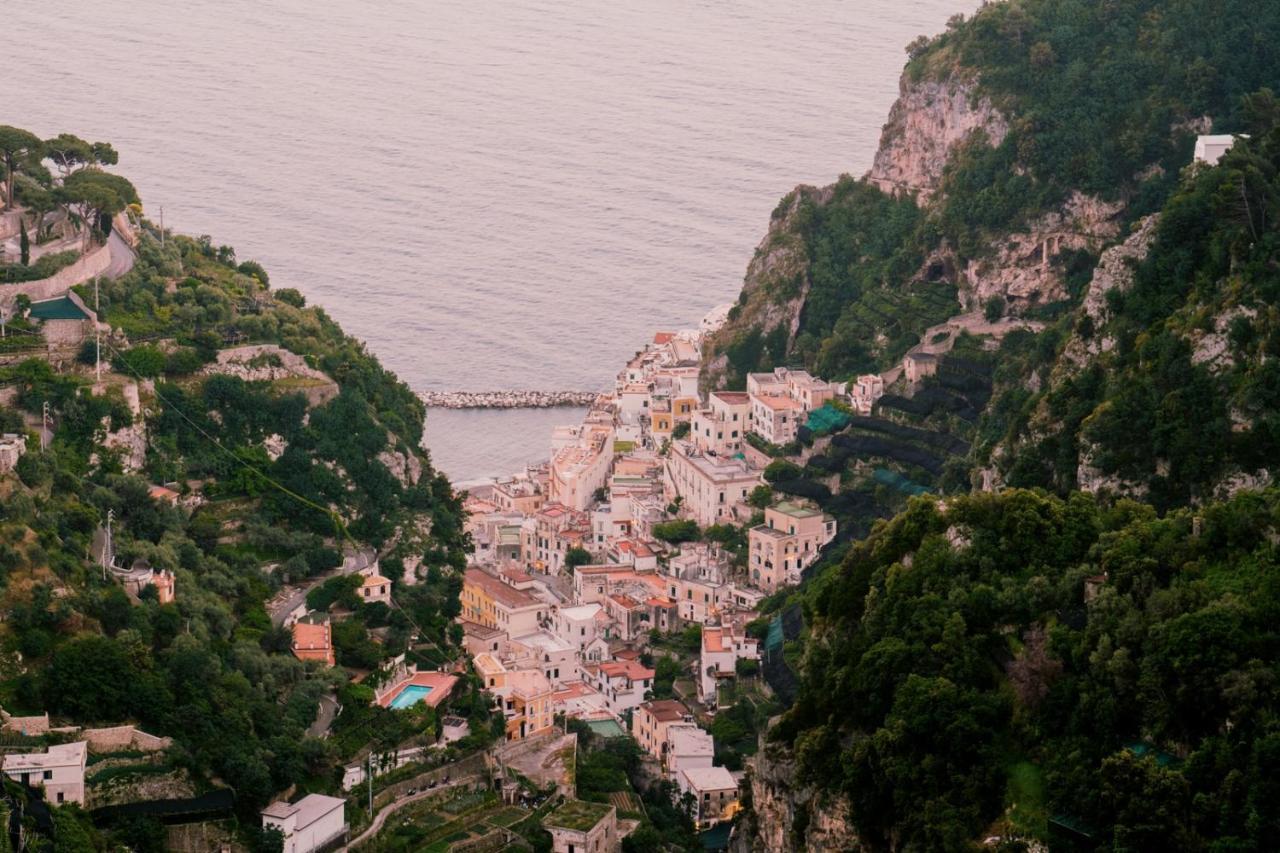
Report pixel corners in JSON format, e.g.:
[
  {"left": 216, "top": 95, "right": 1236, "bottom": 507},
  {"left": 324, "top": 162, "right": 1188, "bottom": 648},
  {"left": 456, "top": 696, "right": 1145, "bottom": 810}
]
[
  {"left": 1, "top": 741, "right": 87, "bottom": 805},
  {"left": 291, "top": 618, "right": 335, "bottom": 667},
  {"left": 261, "top": 793, "right": 347, "bottom": 853},
  {"left": 748, "top": 501, "right": 837, "bottom": 592},
  {"left": 374, "top": 667, "right": 459, "bottom": 711},
  {"left": 585, "top": 659, "right": 654, "bottom": 715},
  {"left": 690, "top": 391, "right": 751, "bottom": 456}
]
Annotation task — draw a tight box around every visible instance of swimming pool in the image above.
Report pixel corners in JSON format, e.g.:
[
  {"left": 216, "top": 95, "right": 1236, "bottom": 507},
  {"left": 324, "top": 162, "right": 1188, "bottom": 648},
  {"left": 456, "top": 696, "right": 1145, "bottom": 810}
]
[{"left": 388, "top": 684, "right": 433, "bottom": 710}]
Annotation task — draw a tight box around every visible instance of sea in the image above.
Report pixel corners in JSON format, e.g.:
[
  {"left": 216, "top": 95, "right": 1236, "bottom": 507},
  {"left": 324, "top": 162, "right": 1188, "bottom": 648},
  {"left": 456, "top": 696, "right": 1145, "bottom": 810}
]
[{"left": 9, "top": 0, "right": 970, "bottom": 483}]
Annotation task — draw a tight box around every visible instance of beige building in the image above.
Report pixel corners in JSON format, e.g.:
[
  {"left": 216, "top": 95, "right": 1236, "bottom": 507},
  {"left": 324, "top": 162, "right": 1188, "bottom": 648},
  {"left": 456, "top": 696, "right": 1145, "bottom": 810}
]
[
  {"left": 475, "top": 653, "right": 555, "bottom": 741},
  {"left": 632, "top": 699, "right": 695, "bottom": 763},
  {"left": 691, "top": 391, "right": 750, "bottom": 456},
  {"left": 850, "top": 373, "right": 885, "bottom": 415},
  {"left": 663, "top": 442, "right": 761, "bottom": 527},
  {"left": 2, "top": 741, "right": 87, "bottom": 806},
  {"left": 0, "top": 433, "right": 28, "bottom": 472},
  {"left": 749, "top": 392, "right": 804, "bottom": 446},
  {"left": 543, "top": 799, "right": 619, "bottom": 853},
  {"left": 357, "top": 571, "right": 392, "bottom": 605},
  {"left": 677, "top": 766, "right": 739, "bottom": 829},
  {"left": 748, "top": 501, "right": 837, "bottom": 592},
  {"left": 903, "top": 352, "right": 939, "bottom": 384},
  {"left": 550, "top": 422, "right": 615, "bottom": 510}
]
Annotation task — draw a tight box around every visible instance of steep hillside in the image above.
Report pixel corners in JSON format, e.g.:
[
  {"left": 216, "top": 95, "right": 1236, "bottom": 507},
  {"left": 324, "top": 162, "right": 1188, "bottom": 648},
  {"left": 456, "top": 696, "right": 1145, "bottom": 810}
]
[
  {"left": 0, "top": 160, "right": 485, "bottom": 847},
  {"left": 728, "top": 1, "right": 1280, "bottom": 850},
  {"left": 705, "top": 0, "right": 1280, "bottom": 391}
]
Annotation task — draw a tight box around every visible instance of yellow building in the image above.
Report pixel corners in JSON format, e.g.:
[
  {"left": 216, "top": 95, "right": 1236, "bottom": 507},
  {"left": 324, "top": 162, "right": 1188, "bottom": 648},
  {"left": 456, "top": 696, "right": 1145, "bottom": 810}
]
[{"left": 475, "top": 653, "right": 554, "bottom": 741}]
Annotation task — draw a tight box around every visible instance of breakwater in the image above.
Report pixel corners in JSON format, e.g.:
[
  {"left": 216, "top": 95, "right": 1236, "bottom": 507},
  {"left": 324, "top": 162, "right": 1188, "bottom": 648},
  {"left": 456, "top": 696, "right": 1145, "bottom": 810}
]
[{"left": 421, "top": 390, "right": 601, "bottom": 409}]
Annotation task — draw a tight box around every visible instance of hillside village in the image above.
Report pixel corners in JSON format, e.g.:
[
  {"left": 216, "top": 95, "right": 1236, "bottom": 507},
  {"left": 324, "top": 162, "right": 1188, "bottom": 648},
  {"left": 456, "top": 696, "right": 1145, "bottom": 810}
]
[{"left": 0, "top": 95, "right": 1268, "bottom": 851}]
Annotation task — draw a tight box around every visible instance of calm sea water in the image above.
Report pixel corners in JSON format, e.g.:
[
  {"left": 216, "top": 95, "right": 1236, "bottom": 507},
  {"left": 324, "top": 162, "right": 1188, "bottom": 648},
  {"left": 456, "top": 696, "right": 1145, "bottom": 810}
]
[{"left": 10, "top": 0, "right": 968, "bottom": 481}]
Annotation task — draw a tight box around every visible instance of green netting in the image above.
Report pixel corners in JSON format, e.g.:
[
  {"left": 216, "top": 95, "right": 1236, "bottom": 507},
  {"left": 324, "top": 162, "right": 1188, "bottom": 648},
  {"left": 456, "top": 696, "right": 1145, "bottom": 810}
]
[
  {"left": 28, "top": 296, "right": 88, "bottom": 320},
  {"left": 765, "top": 614, "right": 784, "bottom": 654},
  {"left": 585, "top": 718, "right": 626, "bottom": 738},
  {"left": 805, "top": 404, "right": 851, "bottom": 435},
  {"left": 873, "top": 467, "right": 930, "bottom": 496}
]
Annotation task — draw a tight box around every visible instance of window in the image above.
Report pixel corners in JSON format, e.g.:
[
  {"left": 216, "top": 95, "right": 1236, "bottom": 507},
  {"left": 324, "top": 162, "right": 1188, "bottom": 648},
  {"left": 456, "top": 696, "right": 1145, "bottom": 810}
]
[{"left": 43, "top": 771, "right": 52, "bottom": 780}]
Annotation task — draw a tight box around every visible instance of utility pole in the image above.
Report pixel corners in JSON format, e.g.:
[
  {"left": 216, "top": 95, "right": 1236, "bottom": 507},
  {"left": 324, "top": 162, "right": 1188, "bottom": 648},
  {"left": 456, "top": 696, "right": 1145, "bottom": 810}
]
[
  {"left": 94, "top": 276, "right": 101, "bottom": 383},
  {"left": 41, "top": 402, "right": 49, "bottom": 451},
  {"left": 367, "top": 753, "right": 374, "bottom": 816},
  {"left": 103, "top": 509, "right": 114, "bottom": 580}
]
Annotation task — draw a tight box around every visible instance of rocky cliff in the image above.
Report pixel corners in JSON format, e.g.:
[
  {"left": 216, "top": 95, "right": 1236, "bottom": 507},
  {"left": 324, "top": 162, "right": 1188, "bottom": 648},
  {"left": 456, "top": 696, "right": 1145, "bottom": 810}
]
[
  {"left": 736, "top": 739, "right": 861, "bottom": 853},
  {"left": 866, "top": 76, "right": 1007, "bottom": 201}
]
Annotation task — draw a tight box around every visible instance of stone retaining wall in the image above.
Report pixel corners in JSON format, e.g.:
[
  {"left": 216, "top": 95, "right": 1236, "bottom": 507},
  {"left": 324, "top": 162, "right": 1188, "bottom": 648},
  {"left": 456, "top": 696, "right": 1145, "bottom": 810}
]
[
  {"left": 82, "top": 725, "right": 173, "bottom": 752},
  {"left": 2, "top": 240, "right": 111, "bottom": 302}
]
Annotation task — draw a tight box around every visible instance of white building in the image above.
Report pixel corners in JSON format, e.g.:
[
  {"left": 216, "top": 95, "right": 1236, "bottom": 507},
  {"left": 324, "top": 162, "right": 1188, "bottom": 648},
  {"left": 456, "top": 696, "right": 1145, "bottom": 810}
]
[
  {"left": 2, "top": 741, "right": 87, "bottom": 805},
  {"left": 698, "top": 626, "right": 760, "bottom": 706},
  {"left": 667, "top": 725, "right": 715, "bottom": 776},
  {"left": 586, "top": 659, "right": 655, "bottom": 715},
  {"left": 663, "top": 442, "right": 761, "bottom": 527},
  {"left": 1194, "top": 134, "right": 1240, "bottom": 165},
  {"left": 677, "top": 766, "right": 739, "bottom": 829},
  {"left": 508, "top": 630, "right": 581, "bottom": 687},
  {"left": 553, "top": 603, "right": 609, "bottom": 660},
  {"left": 691, "top": 392, "right": 751, "bottom": 456},
  {"left": 261, "top": 794, "right": 347, "bottom": 853}
]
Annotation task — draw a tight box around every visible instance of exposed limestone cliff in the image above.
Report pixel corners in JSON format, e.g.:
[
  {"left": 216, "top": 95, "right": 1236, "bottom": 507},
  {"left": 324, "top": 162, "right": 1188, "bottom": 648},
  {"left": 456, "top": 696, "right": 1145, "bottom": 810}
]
[
  {"left": 736, "top": 740, "right": 861, "bottom": 853},
  {"left": 702, "top": 187, "right": 828, "bottom": 390},
  {"left": 961, "top": 192, "right": 1125, "bottom": 312},
  {"left": 866, "top": 75, "right": 1008, "bottom": 201}
]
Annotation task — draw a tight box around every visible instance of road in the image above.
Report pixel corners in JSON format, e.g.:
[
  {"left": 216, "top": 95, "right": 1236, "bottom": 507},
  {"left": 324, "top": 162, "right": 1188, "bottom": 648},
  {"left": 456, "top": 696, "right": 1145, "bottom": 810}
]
[
  {"left": 269, "top": 547, "right": 377, "bottom": 626},
  {"left": 345, "top": 774, "right": 483, "bottom": 849},
  {"left": 307, "top": 692, "right": 340, "bottom": 738},
  {"left": 103, "top": 229, "right": 135, "bottom": 279}
]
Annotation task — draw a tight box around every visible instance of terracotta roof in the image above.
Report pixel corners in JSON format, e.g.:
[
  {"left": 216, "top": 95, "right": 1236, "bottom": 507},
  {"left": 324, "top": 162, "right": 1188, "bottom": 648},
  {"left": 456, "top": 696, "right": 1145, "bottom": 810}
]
[
  {"left": 653, "top": 332, "right": 675, "bottom": 344},
  {"left": 702, "top": 627, "right": 725, "bottom": 653},
  {"left": 641, "top": 699, "right": 688, "bottom": 722},
  {"left": 292, "top": 622, "right": 331, "bottom": 650},
  {"left": 609, "top": 593, "right": 641, "bottom": 610},
  {"left": 598, "top": 660, "right": 654, "bottom": 681},
  {"left": 465, "top": 568, "right": 540, "bottom": 610},
  {"left": 753, "top": 394, "right": 803, "bottom": 412}
]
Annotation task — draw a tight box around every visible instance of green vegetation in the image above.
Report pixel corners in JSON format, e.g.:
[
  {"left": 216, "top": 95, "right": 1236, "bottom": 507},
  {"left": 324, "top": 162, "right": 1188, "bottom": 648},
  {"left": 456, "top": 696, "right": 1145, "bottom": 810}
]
[
  {"left": 544, "top": 798, "right": 612, "bottom": 832},
  {"left": 773, "top": 488, "right": 1280, "bottom": 849},
  {"left": 993, "top": 123, "right": 1280, "bottom": 510},
  {"left": 0, "top": 134, "right": 474, "bottom": 850}
]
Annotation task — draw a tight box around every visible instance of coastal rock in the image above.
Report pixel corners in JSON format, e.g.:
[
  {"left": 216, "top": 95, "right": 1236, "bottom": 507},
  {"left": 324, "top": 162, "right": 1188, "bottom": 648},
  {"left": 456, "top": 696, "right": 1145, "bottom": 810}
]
[
  {"left": 419, "top": 390, "right": 601, "bottom": 409},
  {"left": 867, "top": 75, "right": 1008, "bottom": 201}
]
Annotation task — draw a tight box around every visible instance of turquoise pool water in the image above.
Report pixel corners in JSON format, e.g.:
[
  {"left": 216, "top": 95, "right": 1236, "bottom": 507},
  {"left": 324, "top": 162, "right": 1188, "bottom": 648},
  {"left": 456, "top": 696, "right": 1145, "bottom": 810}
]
[{"left": 388, "top": 684, "right": 433, "bottom": 710}]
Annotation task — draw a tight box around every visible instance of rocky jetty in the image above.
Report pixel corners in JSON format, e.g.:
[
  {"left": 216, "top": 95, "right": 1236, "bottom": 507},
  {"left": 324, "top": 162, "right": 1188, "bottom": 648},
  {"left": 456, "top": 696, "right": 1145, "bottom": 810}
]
[{"left": 420, "top": 390, "right": 602, "bottom": 409}]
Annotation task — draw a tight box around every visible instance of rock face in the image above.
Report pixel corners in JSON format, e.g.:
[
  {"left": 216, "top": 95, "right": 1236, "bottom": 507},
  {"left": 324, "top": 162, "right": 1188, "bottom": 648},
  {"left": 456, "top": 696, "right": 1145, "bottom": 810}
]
[
  {"left": 702, "top": 187, "right": 828, "bottom": 390},
  {"left": 962, "top": 192, "right": 1125, "bottom": 311},
  {"left": 867, "top": 75, "right": 1008, "bottom": 201},
  {"left": 1057, "top": 214, "right": 1161, "bottom": 371},
  {"left": 738, "top": 739, "right": 862, "bottom": 853}
]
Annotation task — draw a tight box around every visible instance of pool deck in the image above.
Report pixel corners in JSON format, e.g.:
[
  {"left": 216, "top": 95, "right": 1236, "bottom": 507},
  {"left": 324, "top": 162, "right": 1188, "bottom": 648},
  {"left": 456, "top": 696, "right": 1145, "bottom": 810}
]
[{"left": 376, "top": 670, "right": 459, "bottom": 709}]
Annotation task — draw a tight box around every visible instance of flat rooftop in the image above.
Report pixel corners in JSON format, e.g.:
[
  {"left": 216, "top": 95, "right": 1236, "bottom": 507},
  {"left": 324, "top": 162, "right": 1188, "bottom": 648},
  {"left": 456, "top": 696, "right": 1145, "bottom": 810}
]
[{"left": 544, "top": 799, "right": 615, "bottom": 833}]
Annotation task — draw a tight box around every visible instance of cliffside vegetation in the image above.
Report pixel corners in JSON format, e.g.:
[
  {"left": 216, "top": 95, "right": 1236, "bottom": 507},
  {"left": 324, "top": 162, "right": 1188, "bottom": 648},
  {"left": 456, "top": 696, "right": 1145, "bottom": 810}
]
[
  {"left": 0, "top": 142, "right": 486, "bottom": 848},
  {"left": 780, "top": 487, "right": 1280, "bottom": 850},
  {"left": 726, "top": 2, "right": 1280, "bottom": 850}
]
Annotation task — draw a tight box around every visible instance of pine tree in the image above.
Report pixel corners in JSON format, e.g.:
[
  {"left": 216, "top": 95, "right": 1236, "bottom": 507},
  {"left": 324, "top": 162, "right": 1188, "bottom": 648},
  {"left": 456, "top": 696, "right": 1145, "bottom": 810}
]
[{"left": 18, "top": 219, "right": 28, "bottom": 266}]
